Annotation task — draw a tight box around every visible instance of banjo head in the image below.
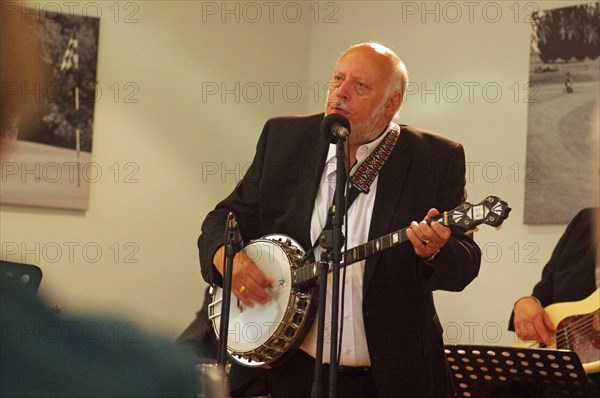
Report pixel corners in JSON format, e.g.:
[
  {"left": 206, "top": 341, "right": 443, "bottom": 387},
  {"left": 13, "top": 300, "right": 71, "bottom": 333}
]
[{"left": 208, "top": 235, "right": 311, "bottom": 367}]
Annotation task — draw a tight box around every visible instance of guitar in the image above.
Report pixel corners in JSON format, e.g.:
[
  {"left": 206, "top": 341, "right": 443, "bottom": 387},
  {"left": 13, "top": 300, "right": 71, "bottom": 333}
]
[
  {"left": 208, "top": 195, "right": 511, "bottom": 368},
  {"left": 514, "top": 289, "right": 600, "bottom": 374}
]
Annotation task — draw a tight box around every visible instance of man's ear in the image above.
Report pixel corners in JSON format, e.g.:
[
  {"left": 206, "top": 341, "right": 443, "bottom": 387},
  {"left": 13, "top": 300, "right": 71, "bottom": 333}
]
[{"left": 385, "top": 91, "right": 403, "bottom": 117}]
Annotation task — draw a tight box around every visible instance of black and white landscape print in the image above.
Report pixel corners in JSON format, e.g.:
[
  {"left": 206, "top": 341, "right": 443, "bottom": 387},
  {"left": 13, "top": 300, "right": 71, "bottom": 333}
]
[
  {"left": 1, "top": 9, "right": 99, "bottom": 210},
  {"left": 524, "top": 2, "right": 600, "bottom": 224}
]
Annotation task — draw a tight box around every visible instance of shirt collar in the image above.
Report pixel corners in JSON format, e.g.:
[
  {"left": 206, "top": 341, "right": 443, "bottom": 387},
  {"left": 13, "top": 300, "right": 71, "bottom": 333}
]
[{"left": 324, "top": 122, "right": 398, "bottom": 173}]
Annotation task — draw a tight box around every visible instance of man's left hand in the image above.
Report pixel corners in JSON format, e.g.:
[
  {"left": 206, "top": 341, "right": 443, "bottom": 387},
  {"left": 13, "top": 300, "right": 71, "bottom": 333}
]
[{"left": 406, "top": 208, "right": 450, "bottom": 259}]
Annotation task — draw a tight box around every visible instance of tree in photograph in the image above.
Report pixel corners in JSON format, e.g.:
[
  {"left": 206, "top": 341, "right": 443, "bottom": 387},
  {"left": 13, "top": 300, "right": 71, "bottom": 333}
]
[{"left": 532, "top": 3, "right": 600, "bottom": 63}]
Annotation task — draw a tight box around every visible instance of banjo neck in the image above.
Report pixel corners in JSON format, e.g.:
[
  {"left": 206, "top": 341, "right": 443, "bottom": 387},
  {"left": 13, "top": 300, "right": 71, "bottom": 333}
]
[
  {"left": 291, "top": 221, "right": 411, "bottom": 288},
  {"left": 291, "top": 195, "right": 511, "bottom": 289}
]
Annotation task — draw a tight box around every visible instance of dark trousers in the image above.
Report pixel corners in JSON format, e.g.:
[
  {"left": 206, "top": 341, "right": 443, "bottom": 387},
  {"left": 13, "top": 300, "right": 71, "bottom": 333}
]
[{"left": 264, "top": 349, "right": 378, "bottom": 398}]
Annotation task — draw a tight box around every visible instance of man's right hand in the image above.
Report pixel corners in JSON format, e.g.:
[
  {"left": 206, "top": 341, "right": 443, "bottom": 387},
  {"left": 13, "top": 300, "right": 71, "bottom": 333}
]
[
  {"left": 513, "top": 296, "right": 557, "bottom": 346},
  {"left": 213, "top": 246, "right": 273, "bottom": 308}
]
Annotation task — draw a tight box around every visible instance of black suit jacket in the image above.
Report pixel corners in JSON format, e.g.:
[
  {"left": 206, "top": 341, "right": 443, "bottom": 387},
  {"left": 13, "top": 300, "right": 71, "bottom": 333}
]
[
  {"left": 198, "top": 113, "right": 481, "bottom": 397},
  {"left": 509, "top": 208, "right": 598, "bottom": 329},
  {"left": 530, "top": 208, "right": 598, "bottom": 305}
]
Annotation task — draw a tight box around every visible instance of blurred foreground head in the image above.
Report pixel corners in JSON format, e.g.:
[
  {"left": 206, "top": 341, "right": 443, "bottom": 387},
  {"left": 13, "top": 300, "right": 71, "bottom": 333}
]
[{"left": 0, "top": 0, "right": 51, "bottom": 155}]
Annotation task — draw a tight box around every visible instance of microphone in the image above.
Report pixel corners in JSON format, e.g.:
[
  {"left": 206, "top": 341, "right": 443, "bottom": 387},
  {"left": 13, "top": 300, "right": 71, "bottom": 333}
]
[{"left": 321, "top": 113, "right": 351, "bottom": 143}]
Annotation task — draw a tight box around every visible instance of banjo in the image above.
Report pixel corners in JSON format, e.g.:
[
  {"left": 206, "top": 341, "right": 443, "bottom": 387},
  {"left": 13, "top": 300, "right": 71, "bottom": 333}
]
[{"left": 208, "top": 195, "right": 511, "bottom": 368}]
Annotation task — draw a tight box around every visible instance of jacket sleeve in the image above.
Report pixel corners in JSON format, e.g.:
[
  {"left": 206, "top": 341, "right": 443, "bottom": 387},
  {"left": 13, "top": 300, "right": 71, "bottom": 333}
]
[
  {"left": 425, "top": 142, "right": 482, "bottom": 292},
  {"left": 529, "top": 209, "right": 591, "bottom": 306}
]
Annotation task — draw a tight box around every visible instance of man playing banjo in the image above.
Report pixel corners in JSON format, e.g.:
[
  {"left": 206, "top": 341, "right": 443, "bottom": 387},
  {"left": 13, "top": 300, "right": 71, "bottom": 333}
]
[{"left": 198, "top": 42, "right": 482, "bottom": 398}]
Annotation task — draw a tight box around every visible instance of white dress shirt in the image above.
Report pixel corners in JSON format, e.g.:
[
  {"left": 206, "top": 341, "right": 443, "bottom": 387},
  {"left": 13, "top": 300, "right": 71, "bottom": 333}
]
[{"left": 300, "top": 123, "right": 397, "bottom": 366}]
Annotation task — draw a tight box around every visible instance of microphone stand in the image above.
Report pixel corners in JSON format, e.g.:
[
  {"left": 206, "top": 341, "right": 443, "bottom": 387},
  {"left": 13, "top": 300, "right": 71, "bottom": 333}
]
[
  {"left": 217, "top": 212, "right": 243, "bottom": 368},
  {"left": 311, "top": 231, "right": 332, "bottom": 398},
  {"left": 311, "top": 137, "right": 347, "bottom": 398},
  {"left": 328, "top": 137, "right": 347, "bottom": 398}
]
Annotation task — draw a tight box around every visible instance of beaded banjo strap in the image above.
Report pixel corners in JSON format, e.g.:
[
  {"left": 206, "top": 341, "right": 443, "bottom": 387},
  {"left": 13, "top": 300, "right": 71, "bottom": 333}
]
[{"left": 350, "top": 123, "right": 400, "bottom": 194}]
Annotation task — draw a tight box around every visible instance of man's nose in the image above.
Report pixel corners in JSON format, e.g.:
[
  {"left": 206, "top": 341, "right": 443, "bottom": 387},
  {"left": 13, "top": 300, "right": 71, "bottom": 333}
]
[{"left": 334, "top": 80, "right": 351, "bottom": 101}]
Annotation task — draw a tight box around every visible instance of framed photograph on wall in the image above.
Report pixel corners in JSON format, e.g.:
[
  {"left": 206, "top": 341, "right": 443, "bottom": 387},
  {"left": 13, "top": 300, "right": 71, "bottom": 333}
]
[
  {"left": 1, "top": 9, "right": 100, "bottom": 211},
  {"left": 524, "top": 2, "right": 600, "bottom": 224}
]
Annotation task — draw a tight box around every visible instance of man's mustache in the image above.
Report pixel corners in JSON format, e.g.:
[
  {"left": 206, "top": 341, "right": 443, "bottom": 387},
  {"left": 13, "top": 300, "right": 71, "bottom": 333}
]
[{"left": 328, "top": 98, "right": 347, "bottom": 112}]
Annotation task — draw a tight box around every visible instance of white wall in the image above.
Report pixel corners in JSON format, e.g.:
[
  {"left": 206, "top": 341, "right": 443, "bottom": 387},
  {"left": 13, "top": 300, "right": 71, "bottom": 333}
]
[
  {"left": 306, "top": 0, "right": 599, "bottom": 346},
  {"left": 1, "top": 0, "right": 312, "bottom": 337},
  {"left": 1, "top": 1, "right": 597, "bottom": 346}
]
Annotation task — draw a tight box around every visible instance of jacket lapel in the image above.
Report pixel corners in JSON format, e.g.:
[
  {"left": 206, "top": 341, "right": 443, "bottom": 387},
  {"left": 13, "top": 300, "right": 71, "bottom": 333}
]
[
  {"left": 363, "top": 130, "right": 412, "bottom": 296},
  {"left": 296, "top": 114, "right": 329, "bottom": 247}
]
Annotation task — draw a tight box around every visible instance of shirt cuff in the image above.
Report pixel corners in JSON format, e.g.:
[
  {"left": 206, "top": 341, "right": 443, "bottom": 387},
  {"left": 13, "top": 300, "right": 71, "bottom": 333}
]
[{"left": 513, "top": 295, "right": 542, "bottom": 308}]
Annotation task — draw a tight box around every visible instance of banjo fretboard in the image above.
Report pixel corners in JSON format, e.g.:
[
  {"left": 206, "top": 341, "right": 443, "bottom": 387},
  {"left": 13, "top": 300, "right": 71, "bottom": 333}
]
[{"left": 291, "top": 196, "right": 510, "bottom": 289}]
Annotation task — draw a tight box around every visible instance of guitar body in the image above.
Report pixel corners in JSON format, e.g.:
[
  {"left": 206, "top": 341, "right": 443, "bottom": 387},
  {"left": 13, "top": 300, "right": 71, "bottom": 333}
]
[{"left": 514, "top": 289, "right": 600, "bottom": 374}]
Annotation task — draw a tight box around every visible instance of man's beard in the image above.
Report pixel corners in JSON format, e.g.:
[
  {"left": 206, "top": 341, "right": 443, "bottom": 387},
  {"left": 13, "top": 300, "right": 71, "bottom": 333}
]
[{"left": 349, "top": 99, "right": 389, "bottom": 146}]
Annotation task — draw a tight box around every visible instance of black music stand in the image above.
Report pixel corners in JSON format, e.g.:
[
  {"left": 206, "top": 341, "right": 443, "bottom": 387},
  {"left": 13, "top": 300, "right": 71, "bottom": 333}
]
[
  {"left": 444, "top": 344, "right": 598, "bottom": 398},
  {"left": 0, "top": 260, "right": 43, "bottom": 295}
]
